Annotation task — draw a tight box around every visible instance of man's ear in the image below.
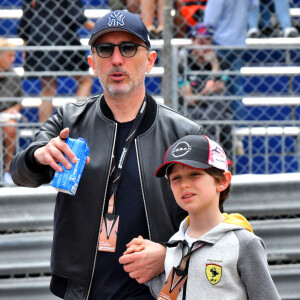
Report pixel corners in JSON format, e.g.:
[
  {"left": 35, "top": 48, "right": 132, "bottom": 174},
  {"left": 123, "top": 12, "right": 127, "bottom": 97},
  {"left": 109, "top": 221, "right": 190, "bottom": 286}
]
[
  {"left": 145, "top": 50, "right": 157, "bottom": 73},
  {"left": 88, "top": 55, "right": 97, "bottom": 77},
  {"left": 217, "top": 171, "right": 231, "bottom": 192}
]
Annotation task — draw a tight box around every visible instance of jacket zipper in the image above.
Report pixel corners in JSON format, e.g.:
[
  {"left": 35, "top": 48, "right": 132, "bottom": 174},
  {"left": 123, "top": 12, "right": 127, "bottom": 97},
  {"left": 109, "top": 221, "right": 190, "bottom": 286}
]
[
  {"left": 135, "top": 139, "right": 152, "bottom": 240},
  {"left": 86, "top": 123, "right": 118, "bottom": 300}
]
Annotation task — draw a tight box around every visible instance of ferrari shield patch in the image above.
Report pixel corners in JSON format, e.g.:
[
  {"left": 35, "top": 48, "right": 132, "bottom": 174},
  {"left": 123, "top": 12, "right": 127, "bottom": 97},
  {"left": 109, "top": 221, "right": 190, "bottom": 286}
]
[{"left": 206, "top": 263, "right": 222, "bottom": 285}]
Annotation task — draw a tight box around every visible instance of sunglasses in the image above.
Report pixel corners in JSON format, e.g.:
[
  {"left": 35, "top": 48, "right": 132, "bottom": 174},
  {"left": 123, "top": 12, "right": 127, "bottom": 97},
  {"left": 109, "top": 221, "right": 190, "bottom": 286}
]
[{"left": 93, "top": 42, "right": 150, "bottom": 58}]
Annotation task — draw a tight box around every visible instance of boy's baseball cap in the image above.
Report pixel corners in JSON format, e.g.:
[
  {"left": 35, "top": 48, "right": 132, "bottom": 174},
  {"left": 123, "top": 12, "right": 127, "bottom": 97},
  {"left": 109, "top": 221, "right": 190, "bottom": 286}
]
[
  {"left": 155, "top": 135, "right": 228, "bottom": 177},
  {"left": 190, "top": 23, "right": 213, "bottom": 39},
  {"left": 89, "top": 10, "right": 151, "bottom": 48}
]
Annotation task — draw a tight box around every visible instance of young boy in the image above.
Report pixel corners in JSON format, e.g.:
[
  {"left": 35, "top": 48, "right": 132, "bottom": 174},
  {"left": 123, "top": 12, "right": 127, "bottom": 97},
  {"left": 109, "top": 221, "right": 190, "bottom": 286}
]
[{"left": 128, "top": 135, "right": 280, "bottom": 299}]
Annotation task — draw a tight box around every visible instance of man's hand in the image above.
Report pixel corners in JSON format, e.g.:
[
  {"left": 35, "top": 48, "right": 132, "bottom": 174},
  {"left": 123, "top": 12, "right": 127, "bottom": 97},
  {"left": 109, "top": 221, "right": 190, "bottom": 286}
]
[
  {"left": 34, "top": 127, "right": 90, "bottom": 172},
  {"left": 119, "top": 236, "right": 166, "bottom": 284}
]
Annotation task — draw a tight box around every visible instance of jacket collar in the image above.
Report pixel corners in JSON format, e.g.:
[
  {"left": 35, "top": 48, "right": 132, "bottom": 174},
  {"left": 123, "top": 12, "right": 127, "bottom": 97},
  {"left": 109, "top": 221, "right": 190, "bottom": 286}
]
[{"left": 100, "top": 93, "right": 157, "bottom": 136}]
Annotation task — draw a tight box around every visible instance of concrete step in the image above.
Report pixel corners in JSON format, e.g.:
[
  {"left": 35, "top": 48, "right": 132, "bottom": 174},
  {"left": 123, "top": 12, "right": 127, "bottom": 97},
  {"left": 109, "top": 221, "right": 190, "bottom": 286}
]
[
  {"left": 0, "top": 277, "right": 56, "bottom": 300},
  {"left": 0, "top": 219, "right": 299, "bottom": 277},
  {"left": 270, "top": 264, "right": 300, "bottom": 300},
  {"left": 251, "top": 218, "right": 300, "bottom": 262},
  {"left": 0, "top": 185, "right": 56, "bottom": 232},
  {"left": 0, "top": 232, "right": 51, "bottom": 277},
  {"left": 1, "top": 173, "right": 299, "bottom": 232},
  {"left": 0, "top": 265, "right": 298, "bottom": 300},
  {"left": 225, "top": 173, "right": 300, "bottom": 218}
]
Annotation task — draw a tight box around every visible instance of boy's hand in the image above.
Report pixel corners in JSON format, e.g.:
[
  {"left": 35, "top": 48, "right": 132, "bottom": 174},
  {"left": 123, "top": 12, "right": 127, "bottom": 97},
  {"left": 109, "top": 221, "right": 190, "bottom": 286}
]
[
  {"left": 119, "top": 238, "right": 166, "bottom": 283},
  {"left": 123, "top": 236, "right": 145, "bottom": 255}
]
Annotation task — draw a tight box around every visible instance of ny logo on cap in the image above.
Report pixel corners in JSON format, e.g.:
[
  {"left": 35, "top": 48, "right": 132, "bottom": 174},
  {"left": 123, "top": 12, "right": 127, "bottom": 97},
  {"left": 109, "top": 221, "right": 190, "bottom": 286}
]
[{"left": 108, "top": 12, "right": 125, "bottom": 27}]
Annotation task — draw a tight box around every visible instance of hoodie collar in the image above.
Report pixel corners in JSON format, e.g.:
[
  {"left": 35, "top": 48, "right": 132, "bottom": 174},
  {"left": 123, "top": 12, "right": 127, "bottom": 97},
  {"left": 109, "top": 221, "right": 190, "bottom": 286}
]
[{"left": 169, "top": 213, "right": 253, "bottom": 246}]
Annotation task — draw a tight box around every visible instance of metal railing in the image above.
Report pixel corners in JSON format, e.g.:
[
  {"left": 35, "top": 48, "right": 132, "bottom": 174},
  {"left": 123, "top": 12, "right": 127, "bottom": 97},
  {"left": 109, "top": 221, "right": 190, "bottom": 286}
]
[{"left": 1, "top": 173, "right": 300, "bottom": 299}]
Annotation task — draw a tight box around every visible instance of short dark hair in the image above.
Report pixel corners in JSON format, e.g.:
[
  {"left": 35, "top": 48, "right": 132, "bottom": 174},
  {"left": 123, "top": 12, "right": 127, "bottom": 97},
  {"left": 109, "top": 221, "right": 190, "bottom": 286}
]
[
  {"left": 167, "top": 165, "right": 231, "bottom": 210},
  {"left": 204, "top": 167, "right": 231, "bottom": 209}
]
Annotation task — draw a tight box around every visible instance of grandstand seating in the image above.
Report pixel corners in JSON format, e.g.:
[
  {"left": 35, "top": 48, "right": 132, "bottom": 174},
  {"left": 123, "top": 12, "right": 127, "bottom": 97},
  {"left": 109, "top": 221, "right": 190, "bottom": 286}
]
[
  {"left": 0, "top": 1, "right": 298, "bottom": 176},
  {"left": 1, "top": 173, "right": 300, "bottom": 299}
]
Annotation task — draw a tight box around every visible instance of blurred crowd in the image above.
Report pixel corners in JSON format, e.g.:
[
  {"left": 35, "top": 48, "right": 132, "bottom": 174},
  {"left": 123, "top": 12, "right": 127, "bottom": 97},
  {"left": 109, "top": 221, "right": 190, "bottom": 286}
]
[
  {"left": 109, "top": 0, "right": 299, "bottom": 39},
  {"left": 0, "top": 0, "right": 299, "bottom": 184}
]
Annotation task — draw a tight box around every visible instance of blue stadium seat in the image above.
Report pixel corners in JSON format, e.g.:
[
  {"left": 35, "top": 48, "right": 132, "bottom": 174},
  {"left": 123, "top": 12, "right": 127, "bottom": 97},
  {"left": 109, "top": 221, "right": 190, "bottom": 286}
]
[
  {"left": 82, "top": 0, "right": 108, "bottom": 7},
  {"left": 235, "top": 154, "right": 299, "bottom": 174},
  {"left": 243, "top": 49, "right": 287, "bottom": 64},
  {"left": 245, "top": 105, "right": 292, "bottom": 121},
  {"left": 243, "top": 76, "right": 290, "bottom": 94},
  {"left": 0, "top": 0, "right": 22, "bottom": 8},
  {"left": 296, "top": 106, "right": 300, "bottom": 120},
  {"left": 291, "top": 0, "right": 300, "bottom": 8},
  {"left": 0, "top": 19, "right": 18, "bottom": 35},
  {"left": 293, "top": 76, "right": 300, "bottom": 93},
  {"left": 145, "top": 77, "right": 161, "bottom": 95}
]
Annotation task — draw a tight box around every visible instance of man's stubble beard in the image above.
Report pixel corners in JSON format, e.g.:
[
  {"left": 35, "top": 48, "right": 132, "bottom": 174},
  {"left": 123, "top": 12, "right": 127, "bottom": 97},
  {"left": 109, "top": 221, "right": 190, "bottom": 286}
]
[{"left": 100, "top": 66, "right": 146, "bottom": 98}]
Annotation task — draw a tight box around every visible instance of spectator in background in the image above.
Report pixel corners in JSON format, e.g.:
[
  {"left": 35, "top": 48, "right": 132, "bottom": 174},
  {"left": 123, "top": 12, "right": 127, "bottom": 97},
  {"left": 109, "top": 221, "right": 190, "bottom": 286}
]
[
  {"left": 204, "top": 0, "right": 259, "bottom": 122},
  {"left": 180, "top": 0, "right": 208, "bottom": 27},
  {"left": 109, "top": 0, "right": 140, "bottom": 14},
  {"left": 247, "top": 0, "right": 299, "bottom": 38},
  {"left": 17, "top": 0, "right": 94, "bottom": 122},
  {"left": 0, "top": 38, "right": 23, "bottom": 184},
  {"left": 178, "top": 24, "right": 232, "bottom": 160},
  {"left": 140, "top": 0, "right": 164, "bottom": 39},
  {"left": 140, "top": 0, "right": 190, "bottom": 39}
]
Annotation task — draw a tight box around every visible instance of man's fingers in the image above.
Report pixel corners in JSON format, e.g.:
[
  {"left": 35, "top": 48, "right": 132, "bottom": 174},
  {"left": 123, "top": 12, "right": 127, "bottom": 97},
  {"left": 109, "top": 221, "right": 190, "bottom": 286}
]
[
  {"left": 59, "top": 127, "right": 69, "bottom": 140},
  {"left": 56, "top": 127, "right": 77, "bottom": 166},
  {"left": 119, "top": 253, "right": 135, "bottom": 265},
  {"left": 127, "top": 271, "right": 148, "bottom": 284},
  {"left": 54, "top": 137, "right": 77, "bottom": 166}
]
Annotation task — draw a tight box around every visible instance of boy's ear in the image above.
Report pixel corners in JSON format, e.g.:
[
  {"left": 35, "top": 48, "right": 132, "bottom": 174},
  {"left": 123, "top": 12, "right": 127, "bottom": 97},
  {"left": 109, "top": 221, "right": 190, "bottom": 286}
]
[{"left": 217, "top": 171, "right": 231, "bottom": 192}]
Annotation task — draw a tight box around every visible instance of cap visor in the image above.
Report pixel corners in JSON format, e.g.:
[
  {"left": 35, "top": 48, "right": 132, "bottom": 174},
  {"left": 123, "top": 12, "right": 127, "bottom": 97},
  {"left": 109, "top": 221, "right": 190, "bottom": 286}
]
[{"left": 155, "top": 160, "right": 212, "bottom": 177}]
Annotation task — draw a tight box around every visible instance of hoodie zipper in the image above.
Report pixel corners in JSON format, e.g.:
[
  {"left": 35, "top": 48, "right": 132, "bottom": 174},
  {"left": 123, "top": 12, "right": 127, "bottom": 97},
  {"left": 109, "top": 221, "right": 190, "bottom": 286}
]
[
  {"left": 86, "top": 123, "right": 118, "bottom": 300},
  {"left": 135, "top": 139, "right": 152, "bottom": 240}
]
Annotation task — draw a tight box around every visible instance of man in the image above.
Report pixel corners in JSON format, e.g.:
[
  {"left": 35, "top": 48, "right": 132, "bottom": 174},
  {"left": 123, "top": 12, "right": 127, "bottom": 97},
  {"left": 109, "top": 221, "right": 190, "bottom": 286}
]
[
  {"left": 0, "top": 38, "right": 23, "bottom": 184},
  {"left": 178, "top": 23, "right": 232, "bottom": 160},
  {"left": 18, "top": 0, "right": 94, "bottom": 122},
  {"left": 10, "top": 10, "right": 202, "bottom": 300},
  {"left": 204, "top": 0, "right": 259, "bottom": 121}
]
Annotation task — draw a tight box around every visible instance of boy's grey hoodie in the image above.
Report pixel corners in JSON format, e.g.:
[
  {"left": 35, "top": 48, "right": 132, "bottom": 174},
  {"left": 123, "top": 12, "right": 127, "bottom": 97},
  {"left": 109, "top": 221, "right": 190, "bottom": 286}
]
[{"left": 147, "top": 215, "right": 280, "bottom": 300}]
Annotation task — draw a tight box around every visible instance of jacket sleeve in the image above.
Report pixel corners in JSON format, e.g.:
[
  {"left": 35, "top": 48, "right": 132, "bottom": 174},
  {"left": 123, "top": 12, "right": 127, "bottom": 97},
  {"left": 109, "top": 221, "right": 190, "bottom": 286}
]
[
  {"left": 235, "top": 231, "right": 281, "bottom": 300},
  {"left": 10, "top": 108, "right": 64, "bottom": 187},
  {"left": 145, "top": 272, "right": 166, "bottom": 298}
]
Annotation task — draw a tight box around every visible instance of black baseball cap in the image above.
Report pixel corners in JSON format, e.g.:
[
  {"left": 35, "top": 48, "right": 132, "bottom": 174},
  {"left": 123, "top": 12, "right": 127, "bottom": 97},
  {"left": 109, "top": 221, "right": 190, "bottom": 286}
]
[
  {"left": 89, "top": 10, "right": 151, "bottom": 48},
  {"left": 155, "top": 135, "right": 228, "bottom": 177}
]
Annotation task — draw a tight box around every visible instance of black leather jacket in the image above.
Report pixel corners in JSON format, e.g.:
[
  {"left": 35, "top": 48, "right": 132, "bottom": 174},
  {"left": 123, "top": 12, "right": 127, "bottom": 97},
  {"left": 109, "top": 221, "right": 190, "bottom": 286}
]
[{"left": 10, "top": 94, "right": 202, "bottom": 300}]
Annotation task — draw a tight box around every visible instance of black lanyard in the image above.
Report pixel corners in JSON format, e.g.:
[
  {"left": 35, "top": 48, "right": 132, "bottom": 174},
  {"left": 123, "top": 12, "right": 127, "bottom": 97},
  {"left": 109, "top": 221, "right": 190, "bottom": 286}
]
[
  {"left": 106, "top": 97, "right": 147, "bottom": 215},
  {"left": 160, "top": 241, "right": 205, "bottom": 298},
  {"left": 178, "top": 241, "right": 205, "bottom": 272}
]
